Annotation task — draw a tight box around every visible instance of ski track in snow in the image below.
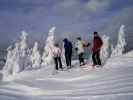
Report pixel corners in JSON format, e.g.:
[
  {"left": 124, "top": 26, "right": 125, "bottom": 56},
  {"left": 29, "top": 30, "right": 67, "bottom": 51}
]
[{"left": 0, "top": 53, "right": 133, "bottom": 100}]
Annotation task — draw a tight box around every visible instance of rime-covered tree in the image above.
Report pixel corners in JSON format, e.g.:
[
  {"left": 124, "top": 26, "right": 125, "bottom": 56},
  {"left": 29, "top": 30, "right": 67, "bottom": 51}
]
[
  {"left": 111, "top": 25, "right": 126, "bottom": 57},
  {"left": 41, "top": 27, "right": 56, "bottom": 66},
  {"left": 3, "top": 46, "right": 14, "bottom": 76},
  {"left": 31, "top": 42, "right": 41, "bottom": 69},
  {"left": 18, "top": 30, "right": 30, "bottom": 70},
  {"left": 100, "top": 35, "right": 111, "bottom": 64},
  {"left": 3, "top": 31, "right": 30, "bottom": 76},
  {"left": 12, "top": 43, "right": 21, "bottom": 74},
  {"left": 3, "top": 42, "right": 21, "bottom": 77},
  {"left": 19, "top": 30, "right": 28, "bottom": 56}
]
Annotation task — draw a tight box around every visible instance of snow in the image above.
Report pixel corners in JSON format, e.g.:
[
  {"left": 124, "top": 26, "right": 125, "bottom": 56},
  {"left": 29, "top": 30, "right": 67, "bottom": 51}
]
[{"left": 0, "top": 51, "right": 133, "bottom": 100}]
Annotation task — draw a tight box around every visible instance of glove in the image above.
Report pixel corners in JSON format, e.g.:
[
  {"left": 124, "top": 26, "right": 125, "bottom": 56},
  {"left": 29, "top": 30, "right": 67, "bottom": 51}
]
[
  {"left": 87, "top": 42, "right": 90, "bottom": 47},
  {"left": 75, "top": 48, "right": 78, "bottom": 51}
]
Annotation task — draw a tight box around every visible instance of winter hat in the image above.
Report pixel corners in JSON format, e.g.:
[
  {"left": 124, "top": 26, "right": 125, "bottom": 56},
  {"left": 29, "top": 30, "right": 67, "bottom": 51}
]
[
  {"left": 93, "top": 31, "right": 98, "bottom": 35},
  {"left": 63, "top": 38, "right": 68, "bottom": 42}
]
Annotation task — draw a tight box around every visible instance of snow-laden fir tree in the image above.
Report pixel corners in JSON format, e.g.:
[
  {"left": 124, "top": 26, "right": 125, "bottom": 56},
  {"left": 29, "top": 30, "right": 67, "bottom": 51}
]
[
  {"left": 41, "top": 27, "right": 56, "bottom": 66},
  {"left": 100, "top": 35, "right": 110, "bottom": 64},
  {"left": 3, "top": 46, "right": 14, "bottom": 76},
  {"left": 18, "top": 30, "right": 30, "bottom": 70},
  {"left": 111, "top": 25, "right": 126, "bottom": 57},
  {"left": 3, "top": 31, "right": 30, "bottom": 76},
  {"left": 31, "top": 42, "right": 41, "bottom": 69},
  {"left": 3, "top": 42, "right": 21, "bottom": 77},
  {"left": 11, "top": 43, "right": 21, "bottom": 74}
]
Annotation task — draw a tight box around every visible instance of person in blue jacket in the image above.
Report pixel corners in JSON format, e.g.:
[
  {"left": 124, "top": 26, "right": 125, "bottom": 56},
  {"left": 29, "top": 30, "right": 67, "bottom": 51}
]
[{"left": 63, "top": 38, "right": 73, "bottom": 69}]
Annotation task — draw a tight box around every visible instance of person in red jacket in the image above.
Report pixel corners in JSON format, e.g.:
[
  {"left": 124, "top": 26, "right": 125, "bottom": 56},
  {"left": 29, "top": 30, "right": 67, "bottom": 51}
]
[{"left": 92, "top": 32, "right": 103, "bottom": 67}]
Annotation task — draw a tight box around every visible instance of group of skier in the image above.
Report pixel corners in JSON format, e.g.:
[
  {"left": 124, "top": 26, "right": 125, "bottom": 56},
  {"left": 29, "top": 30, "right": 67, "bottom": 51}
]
[{"left": 52, "top": 32, "right": 103, "bottom": 71}]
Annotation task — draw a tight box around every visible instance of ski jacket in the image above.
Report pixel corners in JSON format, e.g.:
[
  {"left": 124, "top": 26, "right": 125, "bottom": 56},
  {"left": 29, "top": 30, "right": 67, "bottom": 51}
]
[
  {"left": 75, "top": 40, "right": 85, "bottom": 54},
  {"left": 92, "top": 36, "right": 103, "bottom": 53},
  {"left": 52, "top": 46, "right": 62, "bottom": 57},
  {"left": 64, "top": 40, "right": 73, "bottom": 56}
]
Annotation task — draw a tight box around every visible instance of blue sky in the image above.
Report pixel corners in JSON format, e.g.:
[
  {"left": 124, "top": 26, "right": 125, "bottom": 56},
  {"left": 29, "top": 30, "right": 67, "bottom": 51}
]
[{"left": 0, "top": 0, "right": 133, "bottom": 49}]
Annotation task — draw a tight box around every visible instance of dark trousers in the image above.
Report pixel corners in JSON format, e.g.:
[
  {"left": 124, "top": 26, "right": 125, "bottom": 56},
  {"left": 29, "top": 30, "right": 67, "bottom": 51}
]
[
  {"left": 78, "top": 53, "right": 84, "bottom": 65},
  {"left": 92, "top": 50, "right": 101, "bottom": 65},
  {"left": 54, "top": 57, "right": 63, "bottom": 70},
  {"left": 65, "top": 53, "right": 72, "bottom": 67}
]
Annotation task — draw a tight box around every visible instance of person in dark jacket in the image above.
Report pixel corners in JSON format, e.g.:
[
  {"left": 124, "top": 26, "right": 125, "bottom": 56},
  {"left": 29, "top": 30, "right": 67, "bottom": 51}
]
[
  {"left": 92, "top": 32, "right": 103, "bottom": 67},
  {"left": 63, "top": 38, "right": 73, "bottom": 68}
]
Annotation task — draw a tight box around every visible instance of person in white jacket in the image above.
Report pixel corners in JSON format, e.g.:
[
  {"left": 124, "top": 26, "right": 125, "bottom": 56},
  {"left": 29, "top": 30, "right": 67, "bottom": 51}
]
[
  {"left": 75, "top": 37, "right": 89, "bottom": 66},
  {"left": 52, "top": 43, "right": 63, "bottom": 70}
]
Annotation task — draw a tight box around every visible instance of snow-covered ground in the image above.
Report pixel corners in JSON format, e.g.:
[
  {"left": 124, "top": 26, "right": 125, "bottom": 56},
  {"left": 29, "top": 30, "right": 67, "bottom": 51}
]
[{"left": 0, "top": 51, "right": 133, "bottom": 100}]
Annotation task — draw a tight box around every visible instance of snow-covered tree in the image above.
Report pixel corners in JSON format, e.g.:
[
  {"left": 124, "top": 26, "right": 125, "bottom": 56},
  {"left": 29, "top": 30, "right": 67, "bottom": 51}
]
[
  {"left": 18, "top": 30, "right": 30, "bottom": 71},
  {"left": 3, "top": 30, "right": 30, "bottom": 76},
  {"left": 3, "top": 42, "right": 21, "bottom": 77},
  {"left": 19, "top": 30, "right": 28, "bottom": 57},
  {"left": 111, "top": 25, "right": 126, "bottom": 57},
  {"left": 41, "top": 27, "right": 56, "bottom": 66},
  {"left": 100, "top": 35, "right": 111, "bottom": 64},
  {"left": 31, "top": 42, "right": 41, "bottom": 69},
  {"left": 3, "top": 46, "right": 14, "bottom": 76},
  {"left": 12, "top": 43, "right": 21, "bottom": 74}
]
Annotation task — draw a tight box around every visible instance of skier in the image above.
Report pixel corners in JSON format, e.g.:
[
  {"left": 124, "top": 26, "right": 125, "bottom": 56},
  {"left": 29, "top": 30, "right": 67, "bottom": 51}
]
[
  {"left": 92, "top": 32, "right": 103, "bottom": 67},
  {"left": 75, "top": 37, "right": 89, "bottom": 66},
  {"left": 63, "top": 38, "right": 73, "bottom": 69},
  {"left": 52, "top": 43, "right": 63, "bottom": 71}
]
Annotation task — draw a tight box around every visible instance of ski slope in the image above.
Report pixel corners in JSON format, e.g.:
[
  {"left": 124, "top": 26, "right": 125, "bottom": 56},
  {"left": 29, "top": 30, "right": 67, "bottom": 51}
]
[{"left": 0, "top": 51, "right": 133, "bottom": 100}]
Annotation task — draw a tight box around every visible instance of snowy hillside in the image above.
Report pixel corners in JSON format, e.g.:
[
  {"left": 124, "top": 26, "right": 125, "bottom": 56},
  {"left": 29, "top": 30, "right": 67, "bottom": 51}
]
[{"left": 0, "top": 51, "right": 133, "bottom": 100}]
